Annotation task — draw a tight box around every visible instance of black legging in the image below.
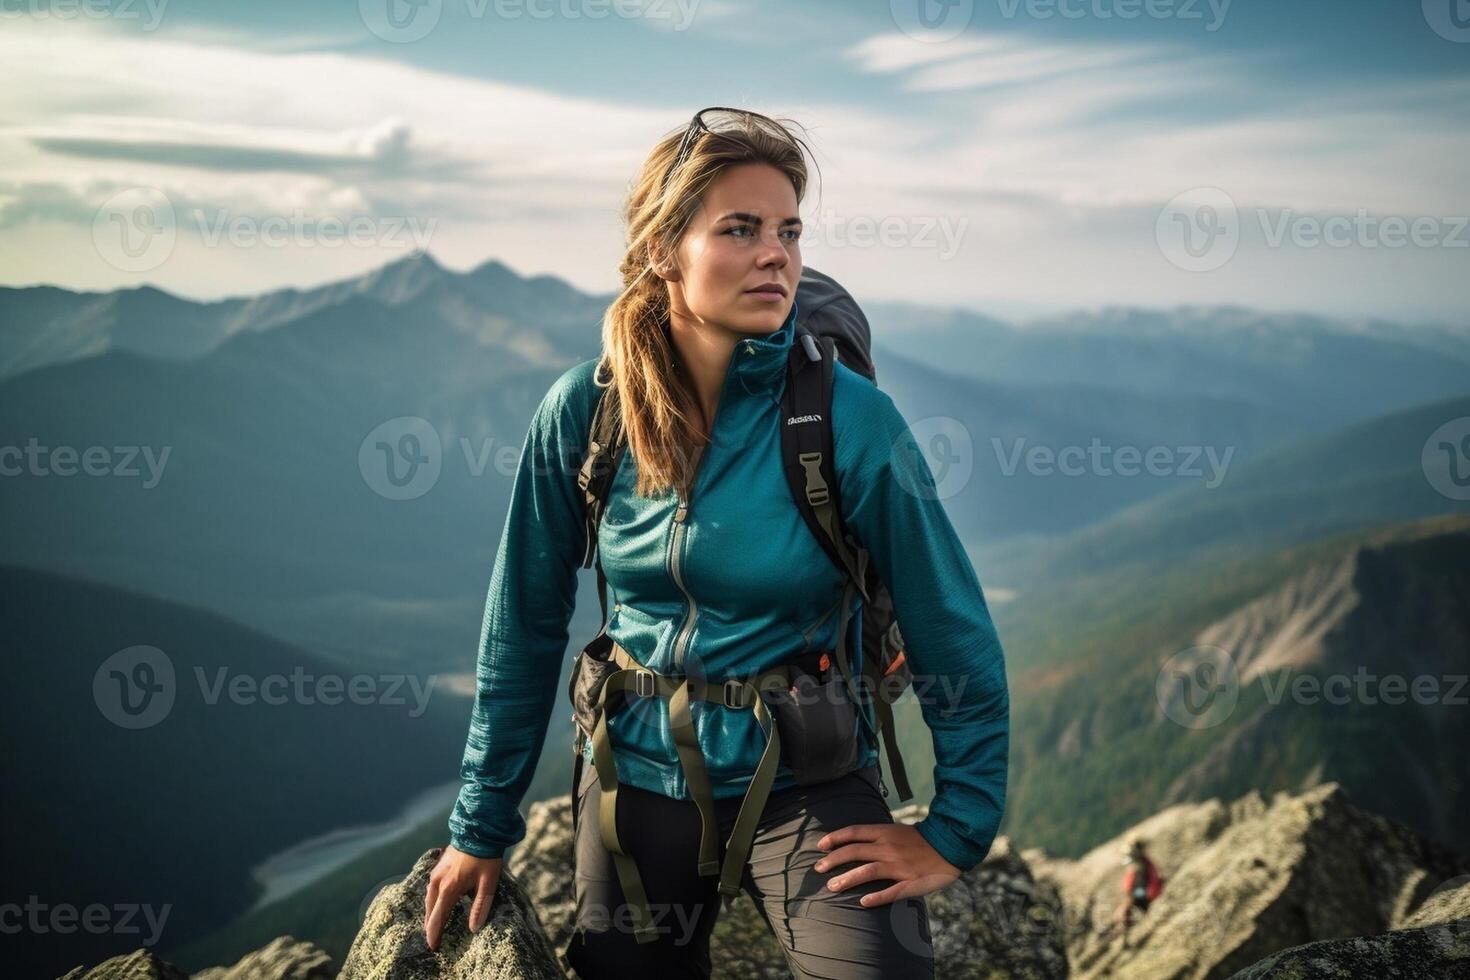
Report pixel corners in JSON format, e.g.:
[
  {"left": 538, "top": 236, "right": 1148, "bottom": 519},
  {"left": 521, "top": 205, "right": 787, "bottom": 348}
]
[{"left": 564, "top": 761, "right": 935, "bottom": 979}]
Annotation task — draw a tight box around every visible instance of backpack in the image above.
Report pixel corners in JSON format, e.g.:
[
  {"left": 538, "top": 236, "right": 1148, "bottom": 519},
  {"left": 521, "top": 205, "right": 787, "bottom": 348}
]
[{"left": 574, "top": 266, "right": 914, "bottom": 803}]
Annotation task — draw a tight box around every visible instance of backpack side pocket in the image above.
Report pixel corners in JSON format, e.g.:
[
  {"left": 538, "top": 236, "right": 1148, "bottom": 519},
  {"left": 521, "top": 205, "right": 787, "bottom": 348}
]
[
  {"left": 569, "top": 632, "right": 617, "bottom": 743},
  {"left": 764, "top": 670, "right": 861, "bottom": 786}
]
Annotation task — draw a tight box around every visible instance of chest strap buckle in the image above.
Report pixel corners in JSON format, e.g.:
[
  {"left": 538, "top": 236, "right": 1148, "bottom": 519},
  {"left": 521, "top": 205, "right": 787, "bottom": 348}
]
[{"left": 634, "top": 670, "right": 655, "bottom": 699}]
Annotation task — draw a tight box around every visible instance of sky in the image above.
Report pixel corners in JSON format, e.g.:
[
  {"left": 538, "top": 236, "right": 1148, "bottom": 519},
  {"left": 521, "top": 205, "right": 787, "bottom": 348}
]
[{"left": 2, "top": 0, "right": 1468, "bottom": 324}]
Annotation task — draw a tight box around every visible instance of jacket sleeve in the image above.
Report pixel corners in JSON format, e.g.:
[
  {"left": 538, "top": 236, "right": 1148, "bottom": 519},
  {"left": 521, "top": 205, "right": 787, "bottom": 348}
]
[
  {"left": 447, "top": 362, "right": 595, "bottom": 859},
  {"left": 833, "top": 373, "right": 1010, "bottom": 874}
]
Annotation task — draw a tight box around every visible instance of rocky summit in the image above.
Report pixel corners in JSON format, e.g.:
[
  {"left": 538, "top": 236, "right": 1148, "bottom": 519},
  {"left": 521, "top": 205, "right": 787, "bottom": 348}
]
[{"left": 58, "top": 782, "right": 1469, "bottom": 979}]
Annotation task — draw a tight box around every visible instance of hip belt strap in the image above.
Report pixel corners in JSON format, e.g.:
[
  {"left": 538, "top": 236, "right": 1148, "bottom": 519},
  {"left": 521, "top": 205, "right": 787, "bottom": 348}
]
[{"left": 589, "top": 642, "right": 792, "bottom": 942}]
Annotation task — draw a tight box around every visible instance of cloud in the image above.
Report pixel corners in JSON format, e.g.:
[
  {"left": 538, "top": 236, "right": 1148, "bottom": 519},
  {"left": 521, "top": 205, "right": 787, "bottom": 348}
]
[
  {"left": 1, "top": 17, "right": 1467, "bottom": 320},
  {"left": 842, "top": 30, "right": 1470, "bottom": 216}
]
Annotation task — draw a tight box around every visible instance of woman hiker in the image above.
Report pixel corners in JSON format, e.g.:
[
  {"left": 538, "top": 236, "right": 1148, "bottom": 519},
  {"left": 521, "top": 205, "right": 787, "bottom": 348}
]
[{"left": 423, "top": 107, "right": 1010, "bottom": 979}]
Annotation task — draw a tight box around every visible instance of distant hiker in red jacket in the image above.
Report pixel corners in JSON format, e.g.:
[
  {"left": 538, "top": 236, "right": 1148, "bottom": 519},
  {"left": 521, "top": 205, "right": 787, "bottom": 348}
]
[{"left": 1112, "top": 837, "right": 1164, "bottom": 947}]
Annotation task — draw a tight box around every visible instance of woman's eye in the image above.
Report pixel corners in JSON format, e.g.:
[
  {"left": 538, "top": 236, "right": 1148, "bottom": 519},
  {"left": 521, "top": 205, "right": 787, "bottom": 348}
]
[{"left": 725, "top": 225, "right": 801, "bottom": 242}]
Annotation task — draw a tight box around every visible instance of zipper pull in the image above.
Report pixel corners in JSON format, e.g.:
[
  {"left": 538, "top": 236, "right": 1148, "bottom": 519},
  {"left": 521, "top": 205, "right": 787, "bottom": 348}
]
[{"left": 879, "top": 773, "right": 891, "bottom": 799}]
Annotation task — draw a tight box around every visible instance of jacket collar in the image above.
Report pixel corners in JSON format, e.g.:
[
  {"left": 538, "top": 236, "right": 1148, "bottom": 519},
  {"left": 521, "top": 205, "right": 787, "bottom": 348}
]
[{"left": 729, "top": 296, "right": 799, "bottom": 394}]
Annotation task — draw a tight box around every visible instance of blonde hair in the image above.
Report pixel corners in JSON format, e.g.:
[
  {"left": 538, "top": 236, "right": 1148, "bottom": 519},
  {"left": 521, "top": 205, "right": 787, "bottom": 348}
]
[{"left": 596, "top": 111, "right": 818, "bottom": 498}]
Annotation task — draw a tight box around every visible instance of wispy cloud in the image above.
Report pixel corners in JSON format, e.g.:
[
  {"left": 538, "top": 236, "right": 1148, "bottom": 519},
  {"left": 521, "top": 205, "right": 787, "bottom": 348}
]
[{"left": 2, "top": 16, "right": 1467, "bottom": 321}]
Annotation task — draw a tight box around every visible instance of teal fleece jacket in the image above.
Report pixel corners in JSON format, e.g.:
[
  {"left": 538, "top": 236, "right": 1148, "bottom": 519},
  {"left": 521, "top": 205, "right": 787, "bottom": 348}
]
[{"left": 448, "top": 300, "right": 1009, "bottom": 873}]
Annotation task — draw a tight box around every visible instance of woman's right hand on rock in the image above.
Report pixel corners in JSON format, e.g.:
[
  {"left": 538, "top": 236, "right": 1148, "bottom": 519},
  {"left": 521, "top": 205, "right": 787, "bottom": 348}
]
[{"left": 424, "top": 845, "right": 502, "bottom": 952}]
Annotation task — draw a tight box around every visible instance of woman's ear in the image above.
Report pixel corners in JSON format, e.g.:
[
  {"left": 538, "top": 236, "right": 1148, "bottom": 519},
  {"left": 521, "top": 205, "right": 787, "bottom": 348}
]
[{"left": 649, "top": 244, "right": 681, "bottom": 283}]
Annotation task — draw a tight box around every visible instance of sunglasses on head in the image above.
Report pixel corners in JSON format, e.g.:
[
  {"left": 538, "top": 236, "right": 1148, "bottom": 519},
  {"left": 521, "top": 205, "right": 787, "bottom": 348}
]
[{"left": 660, "top": 106, "right": 792, "bottom": 195}]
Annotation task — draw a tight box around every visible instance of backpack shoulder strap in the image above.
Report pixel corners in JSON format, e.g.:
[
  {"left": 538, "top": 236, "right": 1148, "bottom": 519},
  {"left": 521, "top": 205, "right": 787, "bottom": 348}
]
[
  {"left": 577, "top": 370, "right": 626, "bottom": 630},
  {"left": 779, "top": 330, "right": 870, "bottom": 603}
]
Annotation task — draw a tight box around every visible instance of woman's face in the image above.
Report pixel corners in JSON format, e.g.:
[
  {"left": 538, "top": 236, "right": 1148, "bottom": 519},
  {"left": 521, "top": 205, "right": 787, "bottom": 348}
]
[{"left": 665, "top": 161, "right": 802, "bottom": 338}]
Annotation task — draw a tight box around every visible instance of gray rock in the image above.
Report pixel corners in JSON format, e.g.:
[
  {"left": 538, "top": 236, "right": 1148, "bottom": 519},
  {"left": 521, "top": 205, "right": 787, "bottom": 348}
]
[
  {"left": 338, "top": 847, "right": 563, "bottom": 980},
  {"left": 190, "top": 937, "right": 334, "bottom": 980},
  {"left": 1224, "top": 921, "right": 1470, "bottom": 979},
  {"left": 55, "top": 938, "right": 333, "bottom": 980},
  {"left": 1028, "top": 782, "right": 1469, "bottom": 980},
  {"left": 57, "top": 948, "right": 190, "bottom": 980},
  {"left": 503, "top": 792, "right": 1068, "bottom": 979},
  {"left": 67, "top": 780, "right": 1466, "bottom": 979}
]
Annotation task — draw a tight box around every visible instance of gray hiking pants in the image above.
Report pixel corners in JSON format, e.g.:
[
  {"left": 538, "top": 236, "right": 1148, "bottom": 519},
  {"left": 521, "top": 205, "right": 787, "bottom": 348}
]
[{"left": 563, "top": 759, "right": 935, "bottom": 979}]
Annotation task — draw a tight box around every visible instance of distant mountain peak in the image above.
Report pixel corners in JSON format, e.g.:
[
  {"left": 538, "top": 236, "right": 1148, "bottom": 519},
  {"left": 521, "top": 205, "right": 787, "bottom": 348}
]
[
  {"left": 353, "top": 249, "right": 448, "bottom": 304},
  {"left": 1192, "top": 521, "right": 1470, "bottom": 686}
]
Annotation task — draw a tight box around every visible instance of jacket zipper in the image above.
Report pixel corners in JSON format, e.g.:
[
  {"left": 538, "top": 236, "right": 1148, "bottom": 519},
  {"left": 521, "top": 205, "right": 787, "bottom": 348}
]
[
  {"left": 669, "top": 442, "right": 706, "bottom": 672},
  {"left": 668, "top": 339, "right": 753, "bottom": 672}
]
